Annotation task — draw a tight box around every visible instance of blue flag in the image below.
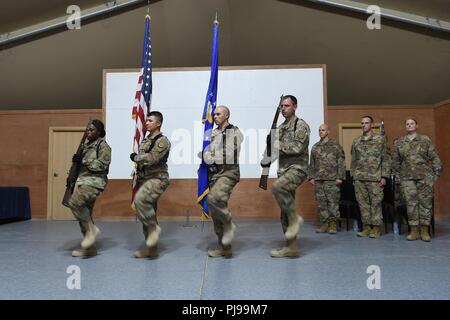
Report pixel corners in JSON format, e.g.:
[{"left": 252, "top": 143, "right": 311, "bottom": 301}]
[{"left": 197, "top": 17, "right": 219, "bottom": 220}]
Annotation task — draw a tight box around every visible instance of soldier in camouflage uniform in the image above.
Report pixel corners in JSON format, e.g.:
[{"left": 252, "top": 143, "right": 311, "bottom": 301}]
[
  {"left": 69, "top": 119, "right": 111, "bottom": 257},
  {"left": 392, "top": 118, "right": 442, "bottom": 241},
  {"left": 261, "top": 95, "right": 310, "bottom": 258},
  {"left": 203, "top": 105, "right": 243, "bottom": 258},
  {"left": 351, "top": 116, "right": 391, "bottom": 239},
  {"left": 308, "top": 124, "right": 345, "bottom": 234},
  {"left": 130, "top": 111, "right": 171, "bottom": 258}
]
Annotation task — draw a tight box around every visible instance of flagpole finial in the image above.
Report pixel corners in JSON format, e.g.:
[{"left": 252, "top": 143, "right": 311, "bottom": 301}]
[
  {"left": 147, "top": 0, "right": 150, "bottom": 15},
  {"left": 214, "top": 12, "right": 219, "bottom": 24}
]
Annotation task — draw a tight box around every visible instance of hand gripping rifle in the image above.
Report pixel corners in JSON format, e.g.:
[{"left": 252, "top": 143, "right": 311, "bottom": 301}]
[
  {"left": 259, "top": 95, "right": 283, "bottom": 190},
  {"left": 62, "top": 117, "right": 93, "bottom": 207}
]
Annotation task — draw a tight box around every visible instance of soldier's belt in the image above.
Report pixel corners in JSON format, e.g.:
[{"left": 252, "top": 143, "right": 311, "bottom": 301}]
[
  {"left": 139, "top": 165, "right": 167, "bottom": 174},
  {"left": 210, "top": 164, "right": 238, "bottom": 170}
]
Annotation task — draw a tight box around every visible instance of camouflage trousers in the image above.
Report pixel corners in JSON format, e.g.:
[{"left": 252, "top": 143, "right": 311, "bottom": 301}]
[
  {"left": 354, "top": 180, "right": 384, "bottom": 226},
  {"left": 68, "top": 184, "right": 101, "bottom": 235},
  {"left": 134, "top": 178, "right": 170, "bottom": 238},
  {"left": 400, "top": 179, "right": 434, "bottom": 226},
  {"left": 208, "top": 175, "right": 238, "bottom": 241},
  {"left": 314, "top": 180, "right": 340, "bottom": 223},
  {"left": 272, "top": 167, "right": 307, "bottom": 235},
  {"left": 393, "top": 182, "right": 407, "bottom": 223}
]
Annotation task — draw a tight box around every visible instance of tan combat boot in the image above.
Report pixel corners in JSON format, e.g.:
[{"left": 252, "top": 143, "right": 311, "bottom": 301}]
[
  {"left": 285, "top": 215, "right": 304, "bottom": 240},
  {"left": 146, "top": 224, "right": 162, "bottom": 248},
  {"left": 221, "top": 222, "right": 236, "bottom": 246},
  {"left": 81, "top": 221, "right": 100, "bottom": 249},
  {"left": 72, "top": 245, "right": 98, "bottom": 257},
  {"left": 315, "top": 222, "right": 328, "bottom": 233},
  {"left": 134, "top": 245, "right": 158, "bottom": 258},
  {"left": 328, "top": 220, "right": 337, "bottom": 234},
  {"left": 270, "top": 239, "right": 299, "bottom": 258},
  {"left": 406, "top": 226, "right": 419, "bottom": 241},
  {"left": 208, "top": 245, "right": 232, "bottom": 258},
  {"left": 369, "top": 225, "right": 381, "bottom": 238},
  {"left": 420, "top": 226, "right": 431, "bottom": 242},
  {"left": 357, "top": 224, "right": 371, "bottom": 237}
]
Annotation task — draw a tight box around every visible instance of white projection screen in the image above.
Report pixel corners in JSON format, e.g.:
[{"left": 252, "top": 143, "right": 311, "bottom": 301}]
[{"left": 104, "top": 65, "right": 326, "bottom": 179}]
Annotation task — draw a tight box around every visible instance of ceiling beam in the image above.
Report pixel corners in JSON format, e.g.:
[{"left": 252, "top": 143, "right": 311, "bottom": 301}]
[
  {"left": 0, "top": 0, "right": 151, "bottom": 46},
  {"left": 304, "top": 0, "right": 450, "bottom": 32}
]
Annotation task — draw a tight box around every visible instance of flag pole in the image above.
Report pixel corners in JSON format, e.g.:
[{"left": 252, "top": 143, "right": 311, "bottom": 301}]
[
  {"left": 132, "top": 11, "right": 153, "bottom": 222},
  {"left": 198, "top": 13, "right": 219, "bottom": 232},
  {"left": 135, "top": 0, "right": 150, "bottom": 225},
  {"left": 204, "top": 12, "right": 218, "bottom": 233}
]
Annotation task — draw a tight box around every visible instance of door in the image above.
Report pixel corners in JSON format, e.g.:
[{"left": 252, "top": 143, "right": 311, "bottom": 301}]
[{"left": 47, "top": 127, "right": 85, "bottom": 220}]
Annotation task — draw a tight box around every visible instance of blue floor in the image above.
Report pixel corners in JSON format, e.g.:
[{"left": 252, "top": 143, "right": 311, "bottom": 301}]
[{"left": 0, "top": 219, "right": 449, "bottom": 300}]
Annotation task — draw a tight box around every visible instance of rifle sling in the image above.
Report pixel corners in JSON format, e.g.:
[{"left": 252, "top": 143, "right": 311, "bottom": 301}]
[{"left": 147, "top": 133, "right": 163, "bottom": 153}]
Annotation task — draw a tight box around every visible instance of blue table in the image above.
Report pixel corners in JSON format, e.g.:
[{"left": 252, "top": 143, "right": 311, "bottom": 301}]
[{"left": 0, "top": 186, "right": 31, "bottom": 221}]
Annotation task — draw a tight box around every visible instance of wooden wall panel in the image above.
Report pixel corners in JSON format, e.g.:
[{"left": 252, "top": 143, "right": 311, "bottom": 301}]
[
  {"left": 94, "top": 178, "right": 317, "bottom": 220},
  {"left": 327, "top": 106, "right": 436, "bottom": 145},
  {"left": 0, "top": 109, "right": 317, "bottom": 220},
  {"left": 435, "top": 101, "right": 450, "bottom": 218},
  {"left": 2, "top": 105, "right": 446, "bottom": 221},
  {"left": 0, "top": 110, "right": 102, "bottom": 219},
  {"left": 327, "top": 105, "right": 446, "bottom": 218}
]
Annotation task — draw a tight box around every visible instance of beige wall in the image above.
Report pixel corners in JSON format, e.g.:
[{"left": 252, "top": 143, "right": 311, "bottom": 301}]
[{"left": 1, "top": 0, "right": 449, "bottom": 110}]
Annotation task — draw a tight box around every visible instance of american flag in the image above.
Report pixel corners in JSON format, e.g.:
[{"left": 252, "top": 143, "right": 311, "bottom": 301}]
[{"left": 131, "top": 15, "right": 152, "bottom": 201}]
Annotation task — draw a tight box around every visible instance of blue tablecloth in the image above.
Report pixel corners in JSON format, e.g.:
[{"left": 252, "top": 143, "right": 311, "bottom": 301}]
[{"left": 0, "top": 187, "right": 31, "bottom": 220}]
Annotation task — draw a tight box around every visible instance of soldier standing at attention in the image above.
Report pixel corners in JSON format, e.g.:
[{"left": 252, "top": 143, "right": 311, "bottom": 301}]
[
  {"left": 392, "top": 118, "right": 442, "bottom": 241},
  {"left": 130, "top": 111, "right": 171, "bottom": 258},
  {"left": 351, "top": 115, "right": 391, "bottom": 239},
  {"left": 203, "top": 105, "right": 243, "bottom": 258},
  {"left": 308, "top": 124, "right": 346, "bottom": 234},
  {"left": 261, "top": 95, "right": 310, "bottom": 258},
  {"left": 69, "top": 119, "right": 111, "bottom": 257}
]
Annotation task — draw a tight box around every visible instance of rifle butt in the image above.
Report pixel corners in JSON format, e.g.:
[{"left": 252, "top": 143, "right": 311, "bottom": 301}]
[
  {"left": 62, "top": 188, "right": 73, "bottom": 208},
  {"left": 61, "top": 180, "right": 76, "bottom": 208},
  {"left": 259, "top": 175, "right": 268, "bottom": 190}
]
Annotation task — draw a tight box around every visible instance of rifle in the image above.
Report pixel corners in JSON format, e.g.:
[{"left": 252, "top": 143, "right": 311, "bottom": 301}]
[
  {"left": 62, "top": 118, "right": 93, "bottom": 207},
  {"left": 259, "top": 95, "right": 284, "bottom": 190}
]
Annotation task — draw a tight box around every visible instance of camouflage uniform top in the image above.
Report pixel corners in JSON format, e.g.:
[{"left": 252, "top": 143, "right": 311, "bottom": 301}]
[
  {"left": 135, "top": 132, "right": 171, "bottom": 183},
  {"left": 308, "top": 138, "right": 346, "bottom": 181},
  {"left": 204, "top": 124, "right": 243, "bottom": 182},
  {"left": 274, "top": 116, "right": 310, "bottom": 176},
  {"left": 77, "top": 137, "right": 111, "bottom": 190},
  {"left": 351, "top": 133, "right": 391, "bottom": 181},
  {"left": 392, "top": 133, "right": 442, "bottom": 180}
]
